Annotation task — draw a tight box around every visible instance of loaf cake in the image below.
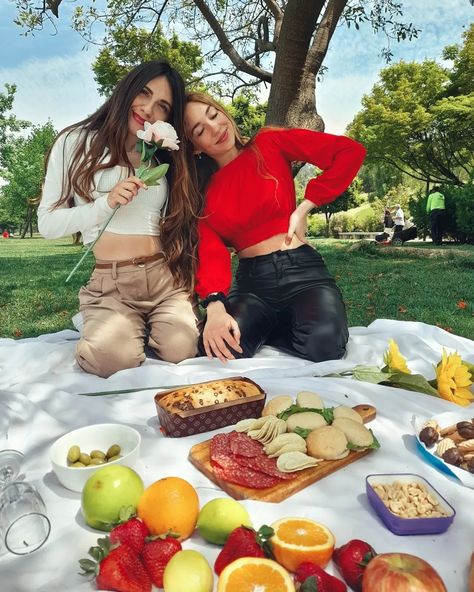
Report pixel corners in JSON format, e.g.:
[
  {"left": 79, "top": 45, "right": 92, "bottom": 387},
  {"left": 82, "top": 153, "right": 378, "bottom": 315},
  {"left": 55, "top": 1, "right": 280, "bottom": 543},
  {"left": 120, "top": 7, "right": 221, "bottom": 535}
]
[
  {"left": 154, "top": 377, "right": 266, "bottom": 437},
  {"left": 157, "top": 378, "right": 263, "bottom": 413}
]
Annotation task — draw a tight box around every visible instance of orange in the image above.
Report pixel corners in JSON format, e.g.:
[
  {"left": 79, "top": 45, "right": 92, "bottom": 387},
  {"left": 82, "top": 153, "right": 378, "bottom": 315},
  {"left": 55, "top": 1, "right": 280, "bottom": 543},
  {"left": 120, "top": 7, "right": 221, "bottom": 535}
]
[
  {"left": 137, "top": 476, "right": 199, "bottom": 540},
  {"left": 217, "top": 557, "right": 295, "bottom": 592},
  {"left": 270, "top": 517, "right": 335, "bottom": 572}
]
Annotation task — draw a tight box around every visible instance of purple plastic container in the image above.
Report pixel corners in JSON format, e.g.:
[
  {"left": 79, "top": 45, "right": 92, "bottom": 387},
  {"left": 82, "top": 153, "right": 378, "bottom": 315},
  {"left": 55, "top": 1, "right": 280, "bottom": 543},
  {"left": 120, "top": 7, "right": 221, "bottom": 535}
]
[{"left": 366, "top": 473, "right": 455, "bottom": 535}]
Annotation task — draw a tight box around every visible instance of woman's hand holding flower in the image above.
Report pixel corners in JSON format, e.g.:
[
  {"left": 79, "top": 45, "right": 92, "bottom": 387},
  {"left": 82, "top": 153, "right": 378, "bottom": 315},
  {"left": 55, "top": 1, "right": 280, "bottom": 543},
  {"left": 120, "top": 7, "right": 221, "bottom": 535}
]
[{"left": 107, "top": 176, "right": 147, "bottom": 208}]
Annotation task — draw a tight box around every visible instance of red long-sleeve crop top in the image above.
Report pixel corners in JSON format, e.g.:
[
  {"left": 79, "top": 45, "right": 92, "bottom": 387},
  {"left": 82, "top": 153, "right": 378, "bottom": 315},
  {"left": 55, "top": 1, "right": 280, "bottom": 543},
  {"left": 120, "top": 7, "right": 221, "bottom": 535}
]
[{"left": 195, "top": 127, "right": 366, "bottom": 299}]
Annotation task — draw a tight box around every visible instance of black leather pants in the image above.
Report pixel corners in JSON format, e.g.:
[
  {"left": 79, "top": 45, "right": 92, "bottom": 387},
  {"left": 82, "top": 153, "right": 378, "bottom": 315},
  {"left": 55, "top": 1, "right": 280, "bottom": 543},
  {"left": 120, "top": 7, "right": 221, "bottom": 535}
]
[{"left": 200, "top": 244, "right": 349, "bottom": 362}]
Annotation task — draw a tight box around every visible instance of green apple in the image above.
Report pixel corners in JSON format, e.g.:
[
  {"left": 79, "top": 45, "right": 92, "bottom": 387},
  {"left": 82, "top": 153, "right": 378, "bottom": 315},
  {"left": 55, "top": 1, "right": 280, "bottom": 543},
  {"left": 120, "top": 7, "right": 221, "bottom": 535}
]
[
  {"left": 163, "top": 550, "right": 213, "bottom": 592},
  {"left": 197, "top": 497, "right": 252, "bottom": 545},
  {"left": 81, "top": 465, "right": 144, "bottom": 531}
]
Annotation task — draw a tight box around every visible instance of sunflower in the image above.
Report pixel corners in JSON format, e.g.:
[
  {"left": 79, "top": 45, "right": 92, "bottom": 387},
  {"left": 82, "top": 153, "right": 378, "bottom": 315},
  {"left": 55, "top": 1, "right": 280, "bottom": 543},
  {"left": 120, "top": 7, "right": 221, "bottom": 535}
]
[
  {"left": 383, "top": 339, "right": 411, "bottom": 374},
  {"left": 435, "top": 350, "right": 474, "bottom": 406}
]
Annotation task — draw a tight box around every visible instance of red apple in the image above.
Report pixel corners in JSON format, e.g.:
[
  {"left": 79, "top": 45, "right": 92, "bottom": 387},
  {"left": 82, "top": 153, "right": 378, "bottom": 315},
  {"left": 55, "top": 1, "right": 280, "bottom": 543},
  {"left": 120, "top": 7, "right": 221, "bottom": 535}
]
[{"left": 362, "top": 553, "right": 446, "bottom": 592}]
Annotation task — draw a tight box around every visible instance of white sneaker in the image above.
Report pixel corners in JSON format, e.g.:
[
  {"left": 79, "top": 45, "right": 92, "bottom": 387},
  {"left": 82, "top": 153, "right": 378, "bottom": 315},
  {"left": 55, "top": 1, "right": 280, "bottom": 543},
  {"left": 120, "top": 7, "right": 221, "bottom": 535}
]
[{"left": 72, "top": 312, "right": 84, "bottom": 333}]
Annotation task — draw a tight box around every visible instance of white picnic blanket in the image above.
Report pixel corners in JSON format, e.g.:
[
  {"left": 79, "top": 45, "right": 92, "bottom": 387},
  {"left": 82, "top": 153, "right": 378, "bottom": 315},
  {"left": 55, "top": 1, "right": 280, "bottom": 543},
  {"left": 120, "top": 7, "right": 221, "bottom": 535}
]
[{"left": 0, "top": 319, "right": 472, "bottom": 591}]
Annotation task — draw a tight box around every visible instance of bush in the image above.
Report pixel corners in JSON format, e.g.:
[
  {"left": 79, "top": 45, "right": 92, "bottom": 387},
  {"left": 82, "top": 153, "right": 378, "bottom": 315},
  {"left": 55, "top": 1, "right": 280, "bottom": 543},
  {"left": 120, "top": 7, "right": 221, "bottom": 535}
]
[
  {"left": 328, "top": 204, "right": 380, "bottom": 236},
  {"left": 449, "top": 184, "right": 474, "bottom": 243},
  {"left": 351, "top": 205, "right": 380, "bottom": 232},
  {"left": 307, "top": 214, "right": 327, "bottom": 237}
]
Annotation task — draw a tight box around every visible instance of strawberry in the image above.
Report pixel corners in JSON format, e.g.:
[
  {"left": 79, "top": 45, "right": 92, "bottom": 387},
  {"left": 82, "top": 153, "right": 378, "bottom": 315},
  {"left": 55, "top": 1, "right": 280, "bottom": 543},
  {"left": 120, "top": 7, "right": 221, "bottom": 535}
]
[
  {"left": 141, "top": 535, "right": 182, "bottom": 588},
  {"left": 296, "top": 562, "right": 347, "bottom": 592},
  {"left": 79, "top": 537, "right": 151, "bottom": 592},
  {"left": 110, "top": 518, "right": 150, "bottom": 555},
  {"left": 333, "top": 539, "right": 377, "bottom": 591},
  {"left": 214, "top": 525, "right": 274, "bottom": 575}
]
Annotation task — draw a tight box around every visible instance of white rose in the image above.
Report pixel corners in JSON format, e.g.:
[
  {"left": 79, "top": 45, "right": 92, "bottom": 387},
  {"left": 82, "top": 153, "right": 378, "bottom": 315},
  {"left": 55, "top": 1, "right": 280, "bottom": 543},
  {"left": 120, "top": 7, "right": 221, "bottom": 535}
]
[{"left": 137, "top": 121, "right": 180, "bottom": 150}]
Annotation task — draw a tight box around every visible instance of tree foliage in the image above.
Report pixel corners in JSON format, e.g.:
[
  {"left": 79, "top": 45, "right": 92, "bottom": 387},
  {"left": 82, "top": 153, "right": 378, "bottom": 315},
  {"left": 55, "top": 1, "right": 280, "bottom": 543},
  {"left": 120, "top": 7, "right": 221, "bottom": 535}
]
[
  {"left": 312, "top": 175, "right": 364, "bottom": 236},
  {"left": 226, "top": 95, "right": 267, "bottom": 138},
  {"left": 12, "top": 0, "right": 419, "bottom": 128},
  {"left": 92, "top": 25, "right": 203, "bottom": 96},
  {"left": 0, "top": 122, "right": 56, "bottom": 228},
  {"left": 0, "top": 84, "right": 29, "bottom": 168},
  {"left": 349, "top": 25, "right": 474, "bottom": 186}
]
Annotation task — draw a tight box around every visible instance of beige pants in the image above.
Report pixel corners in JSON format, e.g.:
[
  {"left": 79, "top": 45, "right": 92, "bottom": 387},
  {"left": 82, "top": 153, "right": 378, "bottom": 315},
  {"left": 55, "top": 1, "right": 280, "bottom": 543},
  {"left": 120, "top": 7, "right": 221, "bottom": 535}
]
[{"left": 76, "top": 258, "right": 200, "bottom": 378}]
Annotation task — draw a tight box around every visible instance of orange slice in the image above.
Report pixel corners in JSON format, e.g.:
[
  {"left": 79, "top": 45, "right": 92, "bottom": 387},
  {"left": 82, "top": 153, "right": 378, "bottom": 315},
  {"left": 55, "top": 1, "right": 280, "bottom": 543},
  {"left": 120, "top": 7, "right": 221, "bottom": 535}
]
[
  {"left": 270, "top": 517, "right": 335, "bottom": 572},
  {"left": 217, "top": 557, "right": 295, "bottom": 592}
]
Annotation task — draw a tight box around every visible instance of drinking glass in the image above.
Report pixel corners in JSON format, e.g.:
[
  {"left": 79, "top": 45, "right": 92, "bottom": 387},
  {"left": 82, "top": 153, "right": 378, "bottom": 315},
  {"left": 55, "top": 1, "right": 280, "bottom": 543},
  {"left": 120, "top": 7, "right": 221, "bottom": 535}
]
[
  {"left": 0, "top": 450, "right": 23, "bottom": 489},
  {"left": 0, "top": 450, "right": 51, "bottom": 555}
]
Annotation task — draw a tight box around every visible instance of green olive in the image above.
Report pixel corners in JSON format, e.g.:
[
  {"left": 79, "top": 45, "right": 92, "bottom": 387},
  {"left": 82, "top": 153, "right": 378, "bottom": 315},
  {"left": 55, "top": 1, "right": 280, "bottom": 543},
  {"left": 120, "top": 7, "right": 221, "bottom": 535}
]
[
  {"left": 79, "top": 453, "right": 91, "bottom": 466},
  {"left": 107, "top": 454, "right": 122, "bottom": 462},
  {"left": 106, "top": 444, "right": 121, "bottom": 459},
  {"left": 90, "top": 450, "right": 106, "bottom": 460},
  {"left": 67, "top": 445, "right": 81, "bottom": 464},
  {"left": 90, "top": 457, "right": 106, "bottom": 465},
  {"left": 71, "top": 461, "right": 86, "bottom": 468}
]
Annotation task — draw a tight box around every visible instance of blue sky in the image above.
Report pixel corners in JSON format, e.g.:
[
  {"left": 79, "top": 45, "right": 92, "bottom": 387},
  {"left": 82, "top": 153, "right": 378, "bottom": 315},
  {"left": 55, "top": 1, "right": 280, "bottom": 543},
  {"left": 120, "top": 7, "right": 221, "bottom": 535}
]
[{"left": 0, "top": 1, "right": 473, "bottom": 134}]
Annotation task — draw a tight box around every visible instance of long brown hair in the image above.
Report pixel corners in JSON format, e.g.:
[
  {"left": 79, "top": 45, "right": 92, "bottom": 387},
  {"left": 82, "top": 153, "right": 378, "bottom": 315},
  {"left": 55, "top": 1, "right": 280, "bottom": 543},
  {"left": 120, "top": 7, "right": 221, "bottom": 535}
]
[
  {"left": 48, "top": 60, "right": 202, "bottom": 290},
  {"left": 184, "top": 91, "right": 278, "bottom": 196}
]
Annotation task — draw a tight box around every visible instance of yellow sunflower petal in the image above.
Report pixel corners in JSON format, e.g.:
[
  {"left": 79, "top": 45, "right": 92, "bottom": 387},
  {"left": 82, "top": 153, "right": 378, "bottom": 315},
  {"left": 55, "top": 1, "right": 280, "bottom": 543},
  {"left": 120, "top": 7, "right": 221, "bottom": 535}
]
[{"left": 435, "top": 349, "right": 474, "bottom": 406}]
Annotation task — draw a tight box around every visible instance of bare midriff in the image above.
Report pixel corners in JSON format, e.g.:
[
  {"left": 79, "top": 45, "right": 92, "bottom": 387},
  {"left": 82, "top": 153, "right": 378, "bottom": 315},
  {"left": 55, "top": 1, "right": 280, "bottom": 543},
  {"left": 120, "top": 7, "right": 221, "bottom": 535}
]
[
  {"left": 93, "top": 232, "right": 162, "bottom": 261},
  {"left": 238, "top": 233, "right": 306, "bottom": 259}
]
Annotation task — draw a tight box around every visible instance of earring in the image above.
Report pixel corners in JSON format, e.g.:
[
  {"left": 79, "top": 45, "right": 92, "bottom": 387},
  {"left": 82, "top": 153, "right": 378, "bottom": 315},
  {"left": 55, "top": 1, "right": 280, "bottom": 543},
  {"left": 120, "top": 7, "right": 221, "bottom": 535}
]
[{"left": 196, "top": 153, "right": 202, "bottom": 160}]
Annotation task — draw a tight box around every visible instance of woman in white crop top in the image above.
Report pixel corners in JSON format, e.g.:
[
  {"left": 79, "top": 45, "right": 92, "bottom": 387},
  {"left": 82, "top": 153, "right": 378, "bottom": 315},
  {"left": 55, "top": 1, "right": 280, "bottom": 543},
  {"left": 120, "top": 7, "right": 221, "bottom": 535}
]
[{"left": 38, "top": 61, "right": 202, "bottom": 378}]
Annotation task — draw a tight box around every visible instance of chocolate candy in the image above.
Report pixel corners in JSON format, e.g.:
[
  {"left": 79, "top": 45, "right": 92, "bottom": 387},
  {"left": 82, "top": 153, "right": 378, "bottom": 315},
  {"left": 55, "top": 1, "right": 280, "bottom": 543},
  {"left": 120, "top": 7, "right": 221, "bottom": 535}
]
[
  {"left": 457, "top": 421, "right": 474, "bottom": 440},
  {"left": 419, "top": 426, "right": 439, "bottom": 447},
  {"left": 442, "top": 447, "right": 462, "bottom": 466}
]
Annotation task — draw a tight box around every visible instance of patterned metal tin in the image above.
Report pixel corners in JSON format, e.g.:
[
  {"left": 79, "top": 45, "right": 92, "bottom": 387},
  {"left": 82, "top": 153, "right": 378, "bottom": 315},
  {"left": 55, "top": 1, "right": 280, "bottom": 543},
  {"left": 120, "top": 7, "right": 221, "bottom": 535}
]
[{"left": 154, "top": 377, "right": 266, "bottom": 437}]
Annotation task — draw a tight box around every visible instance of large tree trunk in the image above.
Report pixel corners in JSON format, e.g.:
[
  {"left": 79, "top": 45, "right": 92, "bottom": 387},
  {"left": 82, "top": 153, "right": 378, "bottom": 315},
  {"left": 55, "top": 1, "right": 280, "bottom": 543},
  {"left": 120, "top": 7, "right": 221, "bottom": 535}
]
[{"left": 266, "top": 0, "right": 325, "bottom": 130}]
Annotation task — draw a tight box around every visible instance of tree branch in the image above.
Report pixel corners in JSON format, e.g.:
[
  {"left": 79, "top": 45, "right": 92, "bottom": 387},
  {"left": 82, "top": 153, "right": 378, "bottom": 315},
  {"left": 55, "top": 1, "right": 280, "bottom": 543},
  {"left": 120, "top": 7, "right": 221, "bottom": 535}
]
[
  {"left": 192, "top": 0, "right": 272, "bottom": 82},
  {"left": 262, "top": 0, "right": 284, "bottom": 43},
  {"left": 305, "top": 0, "right": 348, "bottom": 76}
]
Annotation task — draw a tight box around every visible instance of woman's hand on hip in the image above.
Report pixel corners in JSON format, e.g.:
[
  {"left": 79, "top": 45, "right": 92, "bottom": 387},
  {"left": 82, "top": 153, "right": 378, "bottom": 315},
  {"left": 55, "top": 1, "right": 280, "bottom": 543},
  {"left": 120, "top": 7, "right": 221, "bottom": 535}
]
[
  {"left": 285, "top": 199, "right": 313, "bottom": 245},
  {"left": 203, "top": 302, "right": 242, "bottom": 363},
  {"left": 107, "top": 176, "right": 147, "bottom": 208}
]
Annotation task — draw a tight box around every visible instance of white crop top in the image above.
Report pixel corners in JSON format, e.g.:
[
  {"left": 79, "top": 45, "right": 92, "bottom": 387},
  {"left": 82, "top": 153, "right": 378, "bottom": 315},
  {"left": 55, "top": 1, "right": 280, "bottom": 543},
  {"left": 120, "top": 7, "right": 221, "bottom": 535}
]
[
  {"left": 95, "top": 167, "right": 167, "bottom": 236},
  {"left": 38, "top": 128, "right": 168, "bottom": 245}
]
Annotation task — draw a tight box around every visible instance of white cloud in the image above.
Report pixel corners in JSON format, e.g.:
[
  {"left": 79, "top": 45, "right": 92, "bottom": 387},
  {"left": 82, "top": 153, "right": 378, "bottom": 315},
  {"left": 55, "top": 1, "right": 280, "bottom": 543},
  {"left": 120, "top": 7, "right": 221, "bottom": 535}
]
[{"left": 0, "top": 52, "right": 101, "bottom": 132}]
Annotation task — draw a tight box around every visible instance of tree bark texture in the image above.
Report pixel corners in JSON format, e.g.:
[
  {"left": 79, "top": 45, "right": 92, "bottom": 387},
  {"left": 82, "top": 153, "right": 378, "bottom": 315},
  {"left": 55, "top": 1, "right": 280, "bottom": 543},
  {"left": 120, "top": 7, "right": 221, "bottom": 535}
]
[{"left": 266, "top": 0, "right": 326, "bottom": 129}]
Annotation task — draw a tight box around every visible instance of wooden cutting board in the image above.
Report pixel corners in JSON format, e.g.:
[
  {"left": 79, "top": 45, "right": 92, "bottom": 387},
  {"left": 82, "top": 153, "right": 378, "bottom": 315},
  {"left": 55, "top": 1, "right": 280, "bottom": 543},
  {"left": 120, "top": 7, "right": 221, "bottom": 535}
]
[{"left": 188, "top": 404, "right": 377, "bottom": 503}]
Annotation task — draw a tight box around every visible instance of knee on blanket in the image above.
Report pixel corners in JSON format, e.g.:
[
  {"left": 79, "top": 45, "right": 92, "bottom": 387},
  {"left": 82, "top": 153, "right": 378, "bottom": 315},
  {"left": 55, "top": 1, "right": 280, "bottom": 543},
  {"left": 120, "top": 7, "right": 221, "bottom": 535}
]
[
  {"left": 75, "top": 338, "right": 145, "bottom": 378},
  {"left": 302, "top": 321, "right": 349, "bottom": 363}
]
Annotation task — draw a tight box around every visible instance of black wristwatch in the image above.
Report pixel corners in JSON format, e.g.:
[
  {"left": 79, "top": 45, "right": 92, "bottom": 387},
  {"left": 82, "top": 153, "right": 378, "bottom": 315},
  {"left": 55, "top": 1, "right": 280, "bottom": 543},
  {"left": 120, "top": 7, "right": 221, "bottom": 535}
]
[{"left": 201, "top": 292, "right": 227, "bottom": 308}]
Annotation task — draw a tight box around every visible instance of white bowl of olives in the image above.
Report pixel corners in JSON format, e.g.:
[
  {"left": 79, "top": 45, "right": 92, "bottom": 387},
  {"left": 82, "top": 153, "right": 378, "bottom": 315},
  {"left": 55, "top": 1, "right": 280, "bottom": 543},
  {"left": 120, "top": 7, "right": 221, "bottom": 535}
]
[{"left": 50, "top": 423, "right": 141, "bottom": 492}]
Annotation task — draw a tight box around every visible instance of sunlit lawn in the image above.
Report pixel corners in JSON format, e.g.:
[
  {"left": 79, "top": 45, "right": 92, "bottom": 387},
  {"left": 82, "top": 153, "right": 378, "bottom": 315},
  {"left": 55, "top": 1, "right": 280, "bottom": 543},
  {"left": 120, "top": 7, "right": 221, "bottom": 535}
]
[{"left": 0, "top": 235, "right": 473, "bottom": 339}]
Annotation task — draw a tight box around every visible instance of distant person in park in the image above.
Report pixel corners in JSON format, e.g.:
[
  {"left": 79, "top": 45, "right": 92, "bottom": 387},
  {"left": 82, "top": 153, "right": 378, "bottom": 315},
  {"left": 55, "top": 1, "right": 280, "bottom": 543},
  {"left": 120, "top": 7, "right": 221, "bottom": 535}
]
[
  {"left": 38, "top": 61, "right": 201, "bottom": 378},
  {"left": 426, "top": 186, "right": 446, "bottom": 246},
  {"left": 184, "top": 91, "right": 366, "bottom": 363},
  {"left": 392, "top": 204, "right": 405, "bottom": 232},
  {"left": 2, "top": 230, "right": 9, "bottom": 238},
  {"left": 382, "top": 208, "right": 394, "bottom": 233}
]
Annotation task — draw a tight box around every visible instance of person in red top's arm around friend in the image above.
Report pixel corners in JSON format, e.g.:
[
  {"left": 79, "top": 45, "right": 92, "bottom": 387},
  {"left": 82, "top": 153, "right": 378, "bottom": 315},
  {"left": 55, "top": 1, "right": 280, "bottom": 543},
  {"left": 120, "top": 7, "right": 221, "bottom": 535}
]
[{"left": 184, "top": 92, "right": 366, "bottom": 363}]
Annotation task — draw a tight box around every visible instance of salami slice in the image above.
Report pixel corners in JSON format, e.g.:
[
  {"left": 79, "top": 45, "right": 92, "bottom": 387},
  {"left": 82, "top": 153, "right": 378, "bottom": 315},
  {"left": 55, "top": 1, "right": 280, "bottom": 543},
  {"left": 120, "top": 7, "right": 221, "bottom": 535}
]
[
  {"left": 211, "top": 460, "right": 282, "bottom": 489},
  {"left": 229, "top": 431, "right": 263, "bottom": 457},
  {"left": 233, "top": 453, "right": 297, "bottom": 480},
  {"left": 210, "top": 432, "right": 232, "bottom": 458}
]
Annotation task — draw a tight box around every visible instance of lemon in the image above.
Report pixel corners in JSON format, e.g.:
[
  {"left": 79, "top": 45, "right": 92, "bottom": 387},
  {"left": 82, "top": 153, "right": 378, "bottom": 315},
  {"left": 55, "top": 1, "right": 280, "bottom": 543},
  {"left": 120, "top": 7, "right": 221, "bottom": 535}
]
[
  {"left": 196, "top": 497, "right": 252, "bottom": 545},
  {"left": 163, "top": 550, "right": 213, "bottom": 592}
]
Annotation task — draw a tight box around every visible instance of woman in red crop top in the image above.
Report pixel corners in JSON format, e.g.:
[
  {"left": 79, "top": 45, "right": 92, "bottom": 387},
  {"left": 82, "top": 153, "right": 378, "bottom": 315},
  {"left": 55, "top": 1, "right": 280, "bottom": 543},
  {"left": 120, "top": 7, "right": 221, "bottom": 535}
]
[{"left": 184, "top": 92, "right": 366, "bottom": 363}]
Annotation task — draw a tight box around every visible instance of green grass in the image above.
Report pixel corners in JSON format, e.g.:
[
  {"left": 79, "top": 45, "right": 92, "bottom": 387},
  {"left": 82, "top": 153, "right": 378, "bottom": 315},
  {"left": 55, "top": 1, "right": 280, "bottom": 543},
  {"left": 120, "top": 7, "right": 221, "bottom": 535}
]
[{"left": 0, "top": 236, "right": 473, "bottom": 339}]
